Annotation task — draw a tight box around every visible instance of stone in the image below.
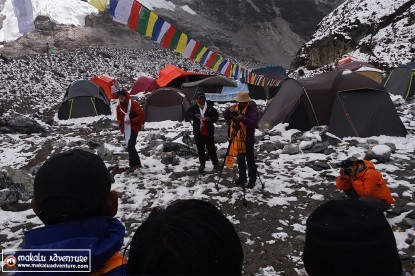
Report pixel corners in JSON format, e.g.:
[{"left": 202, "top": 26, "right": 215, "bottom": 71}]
[
  {"left": 309, "top": 142, "right": 329, "bottom": 153},
  {"left": 0, "top": 116, "right": 46, "bottom": 134},
  {"left": 0, "top": 167, "right": 34, "bottom": 206},
  {"left": 87, "top": 138, "right": 103, "bottom": 149},
  {"left": 281, "top": 145, "right": 300, "bottom": 155},
  {"left": 97, "top": 146, "right": 111, "bottom": 157},
  {"left": 364, "top": 145, "right": 392, "bottom": 163},
  {"left": 310, "top": 125, "right": 329, "bottom": 136},
  {"left": 274, "top": 140, "right": 286, "bottom": 150},
  {"left": 260, "top": 142, "right": 277, "bottom": 153},
  {"left": 163, "top": 142, "right": 197, "bottom": 157}
]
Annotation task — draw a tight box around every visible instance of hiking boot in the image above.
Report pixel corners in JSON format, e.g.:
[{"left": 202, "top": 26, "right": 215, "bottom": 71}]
[
  {"left": 233, "top": 178, "right": 247, "bottom": 186},
  {"left": 198, "top": 164, "right": 205, "bottom": 173},
  {"left": 213, "top": 163, "right": 221, "bottom": 171},
  {"left": 247, "top": 179, "right": 256, "bottom": 189},
  {"left": 129, "top": 165, "right": 140, "bottom": 173}
]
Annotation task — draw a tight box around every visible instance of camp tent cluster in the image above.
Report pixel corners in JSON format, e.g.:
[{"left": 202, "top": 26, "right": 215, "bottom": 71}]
[
  {"left": 259, "top": 70, "right": 407, "bottom": 138},
  {"left": 58, "top": 62, "right": 409, "bottom": 138}
]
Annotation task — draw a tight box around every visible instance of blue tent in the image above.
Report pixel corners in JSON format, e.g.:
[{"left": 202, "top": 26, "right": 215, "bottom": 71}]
[{"left": 205, "top": 81, "right": 249, "bottom": 102}]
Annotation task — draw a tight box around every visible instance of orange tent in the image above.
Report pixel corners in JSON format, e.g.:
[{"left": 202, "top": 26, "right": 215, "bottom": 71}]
[
  {"left": 90, "top": 74, "right": 119, "bottom": 100},
  {"left": 156, "top": 64, "right": 212, "bottom": 87}
]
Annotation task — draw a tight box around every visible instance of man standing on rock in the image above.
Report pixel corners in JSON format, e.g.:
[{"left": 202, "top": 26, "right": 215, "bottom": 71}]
[
  {"left": 116, "top": 88, "right": 145, "bottom": 172},
  {"left": 185, "top": 92, "right": 220, "bottom": 173}
]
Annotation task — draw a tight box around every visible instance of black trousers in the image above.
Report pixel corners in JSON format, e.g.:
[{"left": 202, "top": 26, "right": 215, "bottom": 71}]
[
  {"left": 237, "top": 142, "right": 256, "bottom": 182},
  {"left": 194, "top": 135, "right": 219, "bottom": 165},
  {"left": 127, "top": 131, "right": 141, "bottom": 167}
]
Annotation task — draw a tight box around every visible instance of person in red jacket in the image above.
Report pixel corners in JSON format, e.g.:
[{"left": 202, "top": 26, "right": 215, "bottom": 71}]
[
  {"left": 116, "top": 89, "right": 145, "bottom": 172},
  {"left": 336, "top": 157, "right": 395, "bottom": 211}
]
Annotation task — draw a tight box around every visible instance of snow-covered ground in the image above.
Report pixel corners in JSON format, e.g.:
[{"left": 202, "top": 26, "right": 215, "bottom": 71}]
[
  {"left": 0, "top": 46, "right": 414, "bottom": 274},
  {"left": 0, "top": 0, "right": 414, "bottom": 274}
]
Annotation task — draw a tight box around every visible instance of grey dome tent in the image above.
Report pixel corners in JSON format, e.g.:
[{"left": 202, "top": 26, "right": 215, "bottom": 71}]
[
  {"left": 259, "top": 71, "right": 407, "bottom": 138},
  {"left": 383, "top": 62, "right": 415, "bottom": 100},
  {"left": 58, "top": 80, "right": 111, "bottom": 120},
  {"left": 144, "top": 87, "right": 191, "bottom": 122}
]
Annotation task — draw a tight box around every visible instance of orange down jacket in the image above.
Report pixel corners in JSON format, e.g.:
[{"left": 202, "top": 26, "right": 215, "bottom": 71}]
[{"left": 336, "top": 160, "right": 394, "bottom": 204}]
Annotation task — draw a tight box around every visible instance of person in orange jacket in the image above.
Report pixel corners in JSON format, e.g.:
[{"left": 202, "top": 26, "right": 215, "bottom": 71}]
[
  {"left": 336, "top": 157, "right": 394, "bottom": 211},
  {"left": 116, "top": 89, "right": 145, "bottom": 172}
]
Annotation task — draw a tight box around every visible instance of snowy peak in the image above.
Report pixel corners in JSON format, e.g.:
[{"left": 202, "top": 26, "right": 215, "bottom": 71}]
[{"left": 292, "top": 0, "right": 415, "bottom": 70}]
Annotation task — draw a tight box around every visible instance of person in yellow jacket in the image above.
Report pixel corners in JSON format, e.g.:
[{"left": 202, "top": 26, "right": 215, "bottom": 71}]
[{"left": 336, "top": 157, "right": 394, "bottom": 211}]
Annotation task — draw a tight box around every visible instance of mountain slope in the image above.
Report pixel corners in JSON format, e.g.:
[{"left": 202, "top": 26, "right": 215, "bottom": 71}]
[
  {"left": 292, "top": 0, "right": 415, "bottom": 70},
  {"left": 151, "top": 0, "right": 346, "bottom": 67},
  {"left": 0, "top": 0, "right": 346, "bottom": 68}
]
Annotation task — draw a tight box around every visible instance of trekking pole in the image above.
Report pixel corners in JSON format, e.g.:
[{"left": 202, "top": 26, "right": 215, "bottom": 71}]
[
  {"left": 215, "top": 141, "right": 232, "bottom": 191},
  {"left": 242, "top": 181, "right": 248, "bottom": 208},
  {"left": 215, "top": 122, "right": 238, "bottom": 190},
  {"left": 257, "top": 170, "right": 265, "bottom": 190}
]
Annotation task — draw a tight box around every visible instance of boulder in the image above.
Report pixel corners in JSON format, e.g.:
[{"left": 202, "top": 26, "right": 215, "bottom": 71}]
[
  {"left": 0, "top": 116, "right": 46, "bottom": 134},
  {"left": 0, "top": 167, "right": 33, "bottom": 206},
  {"left": 309, "top": 142, "right": 329, "bottom": 153},
  {"left": 365, "top": 144, "right": 392, "bottom": 163},
  {"left": 281, "top": 145, "right": 300, "bottom": 155},
  {"left": 163, "top": 142, "right": 197, "bottom": 157},
  {"left": 87, "top": 138, "right": 104, "bottom": 149},
  {"left": 260, "top": 142, "right": 277, "bottom": 153},
  {"left": 161, "top": 152, "right": 180, "bottom": 165}
]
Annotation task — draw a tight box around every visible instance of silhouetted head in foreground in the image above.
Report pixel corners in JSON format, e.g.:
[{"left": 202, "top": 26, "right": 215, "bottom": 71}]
[
  {"left": 127, "top": 199, "right": 244, "bottom": 275},
  {"left": 303, "top": 200, "right": 402, "bottom": 275},
  {"left": 32, "top": 149, "right": 117, "bottom": 225}
]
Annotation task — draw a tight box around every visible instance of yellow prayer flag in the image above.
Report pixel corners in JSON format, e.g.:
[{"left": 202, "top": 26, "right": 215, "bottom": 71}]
[
  {"left": 146, "top": 11, "right": 158, "bottom": 37},
  {"left": 89, "top": 0, "right": 108, "bottom": 12},
  {"left": 176, "top": 33, "right": 188, "bottom": 54},
  {"left": 212, "top": 56, "right": 223, "bottom": 72},
  {"left": 194, "top": 47, "right": 208, "bottom": 63}
]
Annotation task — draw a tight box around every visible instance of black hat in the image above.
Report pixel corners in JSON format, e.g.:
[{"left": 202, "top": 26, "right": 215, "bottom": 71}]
[
  {"left": 195, "top": 92, "right": 206, "bottom": 99},
  {"left": 117, "top": 89, "right": 126, "bottom": 97},
  {"left": 34, "top": 149, "right": 113, "bottom": 225},
  {"left": 303, "top": 200, "right": 402, "bottom": 275},
  {"left": 340, "top": 157, "right": 358, "bottom": 168}
]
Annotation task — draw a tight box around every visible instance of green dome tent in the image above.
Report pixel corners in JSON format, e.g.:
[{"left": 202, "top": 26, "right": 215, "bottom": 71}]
[
  {"left": 383, "top": 62, "right": 415, "bottom": 100},
  {"left": 58, "top": 80, "right": 111, "bottom": 120}
]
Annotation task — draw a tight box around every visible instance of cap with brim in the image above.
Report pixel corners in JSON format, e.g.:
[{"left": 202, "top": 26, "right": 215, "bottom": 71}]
[
  {"left": 117, "top": 90, "right": 126, "bottom": 97},
  {"left": 340, "top": 157, "right": 358, "bottom": 168},
  {"left": 196, "top": 92, "right": 206, "bottom": 99},
  {"left": 34, "top": 149, "right": 113, "bottom": 224},
  {"left": 234, "top": 91, "right": 251, "bottom": 102}
]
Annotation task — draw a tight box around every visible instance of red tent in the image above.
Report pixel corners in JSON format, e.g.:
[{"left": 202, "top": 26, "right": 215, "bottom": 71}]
[
  {"left": 90, "top": 74, "right": 118, "bottom": 100},
  {"left": 130, "top": 76, "right": 159, "bottom": 95},
  {"left": 156, "top": 64, "right": 212, "bottom": 88}
]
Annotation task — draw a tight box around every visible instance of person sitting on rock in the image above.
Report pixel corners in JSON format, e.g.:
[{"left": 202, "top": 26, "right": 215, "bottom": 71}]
[
  {"left": 21, "top": 149, "right": 126, "bottom": 274},
  {"left": 336, "top": 157, "right": 394, "bottom": 211},
  {"left": 126, "top": 199, "right": 243, "bottom": 275},
  {"left": 184, "top": 92, "right": 220, "bottom": 173}
]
